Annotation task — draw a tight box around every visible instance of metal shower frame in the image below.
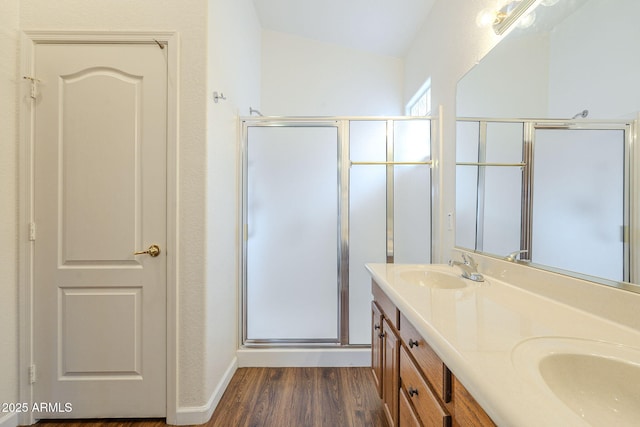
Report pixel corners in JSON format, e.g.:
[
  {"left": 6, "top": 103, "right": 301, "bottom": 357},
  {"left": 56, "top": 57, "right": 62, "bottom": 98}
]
[{"left": 239, "top": 116, "right": 433, "bottom": 347}]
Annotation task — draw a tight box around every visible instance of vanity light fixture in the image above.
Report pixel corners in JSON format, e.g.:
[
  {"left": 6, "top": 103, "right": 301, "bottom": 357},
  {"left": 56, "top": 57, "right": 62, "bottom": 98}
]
[{"left": 492, "top": 0, "right": 541, "bottom": 35}]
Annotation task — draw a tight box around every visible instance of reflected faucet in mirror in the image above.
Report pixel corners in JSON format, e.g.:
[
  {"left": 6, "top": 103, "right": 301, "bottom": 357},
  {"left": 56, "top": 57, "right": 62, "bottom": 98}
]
[{"left": 505, "top": 250, "right": 528, "bottom": 262}]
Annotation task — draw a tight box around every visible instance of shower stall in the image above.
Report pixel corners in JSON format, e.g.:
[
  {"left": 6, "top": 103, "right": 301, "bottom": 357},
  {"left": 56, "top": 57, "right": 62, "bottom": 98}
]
[{"left": 240, "top": 117, "right": 432, "bottom": 346}]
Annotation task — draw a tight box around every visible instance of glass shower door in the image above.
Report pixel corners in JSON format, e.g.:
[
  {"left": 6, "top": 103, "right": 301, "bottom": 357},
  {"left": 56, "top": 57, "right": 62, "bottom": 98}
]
[
  {"left": 244, "top": 126, "right": 340, "bottom": 343},
  {"left": 242, "top": 117, "right": 432, "bottom": 346},
  {"left": 532, "top": 127, "right": 627, "bottom": 282}
]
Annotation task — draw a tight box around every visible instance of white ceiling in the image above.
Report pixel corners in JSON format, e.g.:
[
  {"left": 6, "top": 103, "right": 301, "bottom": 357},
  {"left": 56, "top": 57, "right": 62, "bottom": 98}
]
[{"left": 252, "top": 0, "right": 436, "bottom": 57}]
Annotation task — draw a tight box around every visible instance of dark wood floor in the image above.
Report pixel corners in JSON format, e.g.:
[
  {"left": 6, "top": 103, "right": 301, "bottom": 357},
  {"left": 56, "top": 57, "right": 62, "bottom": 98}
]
[{"left": 36, "top": 367, "right": 388, "bottom": 427}]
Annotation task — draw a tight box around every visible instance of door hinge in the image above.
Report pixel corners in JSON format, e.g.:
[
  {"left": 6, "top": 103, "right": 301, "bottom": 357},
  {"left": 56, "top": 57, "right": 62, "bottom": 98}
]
[
  {"left": 29, "top": 222, "right": 36, "bottom": 241},
  {"left": 29, "top": 364, "right": 36, "bottom": 384},
  {"left": 23, "top": 76, "right": 40, "bottom": 99}
]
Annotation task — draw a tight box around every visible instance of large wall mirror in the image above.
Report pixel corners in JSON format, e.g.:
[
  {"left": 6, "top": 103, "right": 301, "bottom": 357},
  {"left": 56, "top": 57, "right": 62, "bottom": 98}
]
[{"left": 455, "top": 0, "right": 640, "bottom": 293}]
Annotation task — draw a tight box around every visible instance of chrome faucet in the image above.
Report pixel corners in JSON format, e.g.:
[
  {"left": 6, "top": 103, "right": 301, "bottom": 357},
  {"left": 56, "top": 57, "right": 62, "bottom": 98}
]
[
  {"left": 505, "top": 250, "right": 528, "bottom": 262},
  {"left": 448, "top": 252, "right": 484, "bottom": 282}
]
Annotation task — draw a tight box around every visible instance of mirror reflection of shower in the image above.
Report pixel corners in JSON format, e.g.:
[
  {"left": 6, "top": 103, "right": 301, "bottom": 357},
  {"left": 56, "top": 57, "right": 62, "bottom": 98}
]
[{"left": 571, "top": 109, "right": 589, "bottom": 119}]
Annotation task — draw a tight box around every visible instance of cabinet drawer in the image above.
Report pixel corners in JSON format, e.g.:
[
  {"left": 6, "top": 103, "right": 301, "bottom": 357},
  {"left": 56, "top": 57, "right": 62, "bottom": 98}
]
[
  {"left": 400, "top": 346, "right": 451, "bottom": 427},
  {"left": 400, "top": 312, "right": 450, "bottom": 402},
  {"left": 372, "top": 281, "right": 399, "bottom": 329},
  {"left": 399, "top": 386, "right": 421, "bottom": 427}
]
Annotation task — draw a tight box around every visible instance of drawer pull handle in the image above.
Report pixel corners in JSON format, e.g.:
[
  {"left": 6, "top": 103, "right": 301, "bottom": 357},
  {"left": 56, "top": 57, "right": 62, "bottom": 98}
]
[
  {"left": 374, "top": 324, "right": 381, "bottom": 330},
  {"left": 409, "top": 339, "right": 419, "bottom": 348},
  {"left": 408, "top": 387, "right": 419, "bottom": 397}
]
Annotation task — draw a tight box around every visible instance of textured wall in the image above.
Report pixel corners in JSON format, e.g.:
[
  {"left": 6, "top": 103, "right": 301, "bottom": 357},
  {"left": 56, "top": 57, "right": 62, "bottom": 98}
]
[
  {"left": 205, "top": 0, "right": 261, "bottom": 410},
  {"left": 0, "top": 0, "right": 20, "bottom": 415}
]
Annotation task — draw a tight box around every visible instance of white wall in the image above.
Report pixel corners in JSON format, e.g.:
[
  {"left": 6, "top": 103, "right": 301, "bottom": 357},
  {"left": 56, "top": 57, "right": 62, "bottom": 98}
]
[
  {"left": 261, "top": 30, "right": 404, "bottom": 116},
  {"left": 204, "top": 0, "right": 261, "bottom": 419},
  {"left": 0, "top": 0, "right": 20, "bottom": 421},
  {"left": 457, "top": 33, "right": 551, "bottom": 118},
  {"left": 548, "top": 0, "right": 640, "bottom": 119},
  {"left": 404, "top": 0, "right": 506, "bottom": 262}
]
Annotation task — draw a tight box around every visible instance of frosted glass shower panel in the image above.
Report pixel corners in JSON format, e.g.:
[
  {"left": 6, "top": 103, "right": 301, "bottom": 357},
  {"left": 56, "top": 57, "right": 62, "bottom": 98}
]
[
  {"left": 455, "top": 164, "right": 478, "bottom": 250},
  {"left": 394, "top": 120, "right": 431, "bottom": 162},
  {"left": 394, "top": 120, "right": 431, "bottom": 263},
  {"left": 350, "top": 120, "right": 387, "bottom": 162},
  {"left": 246, "top": 126, "right": 339, "bottom": 341},
  {"left": 455, "top": 121, "right": 480, "bottom": 249},
  {"left": 482, "top": 122, "right": 523, "bottom": 254},
  {"left": 532, "top": 129, "right": 624, "bottom": 281},
  {"left": 349, "top": 166, "right": 386, "bottom": 344},
  {"left": 482, "top": 167, "right": 522, "bottom": 255},
  {"left": 485, "top": 122, "right": 523, "bottom": 163},
  {"left": 348, "top": 121, "right": 387, "bottom": 345}
]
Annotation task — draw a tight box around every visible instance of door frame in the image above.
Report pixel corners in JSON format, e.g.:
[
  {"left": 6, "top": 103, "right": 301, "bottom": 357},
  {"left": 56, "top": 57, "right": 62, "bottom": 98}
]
[{"left": 18, "top": 31, "right": 179, "bottom": 426}]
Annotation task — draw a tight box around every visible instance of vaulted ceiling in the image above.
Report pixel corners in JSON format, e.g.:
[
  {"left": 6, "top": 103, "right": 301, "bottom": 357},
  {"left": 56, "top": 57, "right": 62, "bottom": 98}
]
[{"left": 252, "top": 0, "right": 436, "bottom": 57}]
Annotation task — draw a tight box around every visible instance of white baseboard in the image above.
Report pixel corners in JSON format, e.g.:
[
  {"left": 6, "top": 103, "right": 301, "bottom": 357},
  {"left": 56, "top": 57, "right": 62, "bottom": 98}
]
[
  {"left": 171, "top": 356, "right": 238, "bottom": 426},
  {"left": 237, "top": 347, "right": 371, "bottom": 367},
  {"left": 0, "top": 412, "right": 18, "bottom": 427}
]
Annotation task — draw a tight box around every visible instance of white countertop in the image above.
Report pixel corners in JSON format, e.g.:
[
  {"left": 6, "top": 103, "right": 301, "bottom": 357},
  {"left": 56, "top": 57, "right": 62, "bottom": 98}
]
[{"left": 365, "top": 262, "right": 640, "bottom": 427}]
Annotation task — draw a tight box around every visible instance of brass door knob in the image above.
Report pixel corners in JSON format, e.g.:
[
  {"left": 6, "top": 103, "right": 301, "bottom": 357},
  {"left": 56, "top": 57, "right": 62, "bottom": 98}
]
[{"left": 134, "top": 244, "right": 161, "bottom": 257}]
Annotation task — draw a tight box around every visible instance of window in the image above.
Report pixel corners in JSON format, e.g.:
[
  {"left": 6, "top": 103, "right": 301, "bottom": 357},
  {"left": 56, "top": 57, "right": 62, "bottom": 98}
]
[{"left": 407, "top": 78, "right": 432, "bottom": 117}]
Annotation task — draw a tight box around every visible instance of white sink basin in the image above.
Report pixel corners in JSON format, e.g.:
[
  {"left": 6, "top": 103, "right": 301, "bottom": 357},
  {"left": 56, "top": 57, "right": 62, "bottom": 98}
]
[
  {"left": 512, "top": 337, "right": 640, "bottom": 426},
  {"left": 398, "top": 268, "right": 468, "bottom": 289}
]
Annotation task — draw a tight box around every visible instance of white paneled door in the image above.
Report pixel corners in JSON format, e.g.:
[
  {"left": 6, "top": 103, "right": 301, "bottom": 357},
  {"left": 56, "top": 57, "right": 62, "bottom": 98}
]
[{"left": 32, "top": 42, "right": 167, "bottom": 418}]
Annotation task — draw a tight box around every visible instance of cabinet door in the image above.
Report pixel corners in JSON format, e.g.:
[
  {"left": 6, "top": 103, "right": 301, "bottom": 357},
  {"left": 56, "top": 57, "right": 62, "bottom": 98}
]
[
  {"left": 372, "top": 301, "right": 383, "bottom": 397},
  {"left": 382, "top": 319, "right": 399, "bottom": 427}
]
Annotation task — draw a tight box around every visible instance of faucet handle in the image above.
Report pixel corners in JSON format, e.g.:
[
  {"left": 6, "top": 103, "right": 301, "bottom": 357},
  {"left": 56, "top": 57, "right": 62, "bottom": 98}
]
[
  {"left": 452, "top": 249, "right": 473, "bottom": 265},
  {"left": 461, "top": 252, "right": 478, "bottom": 268}
]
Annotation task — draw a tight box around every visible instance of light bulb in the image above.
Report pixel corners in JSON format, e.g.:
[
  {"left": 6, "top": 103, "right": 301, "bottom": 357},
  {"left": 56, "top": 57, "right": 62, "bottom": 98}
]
[
  {"left": 476, "top": 8, "right": 498, "bottom": 28},
  {"left": 517, "top": 10, "right": 536, "bottom": 28}
]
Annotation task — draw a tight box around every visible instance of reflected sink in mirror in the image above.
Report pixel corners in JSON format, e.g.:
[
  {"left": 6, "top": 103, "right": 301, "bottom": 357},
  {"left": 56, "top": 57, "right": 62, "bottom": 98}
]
[
  {"left": 398, "top": 267, "right": 469, "bottom": 289},
  {"left": 512, "top": 337, "right": 640, "bottom": 426}
]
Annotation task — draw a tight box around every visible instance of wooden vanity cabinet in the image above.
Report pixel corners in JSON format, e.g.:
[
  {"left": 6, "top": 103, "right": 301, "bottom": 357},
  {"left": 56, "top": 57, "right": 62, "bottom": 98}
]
[
  {"left": 372, "top": 280, "right": 495, "bottom": 427},
  {"left": 452, "top": 377, "right": 496, "bottom": 427}
]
